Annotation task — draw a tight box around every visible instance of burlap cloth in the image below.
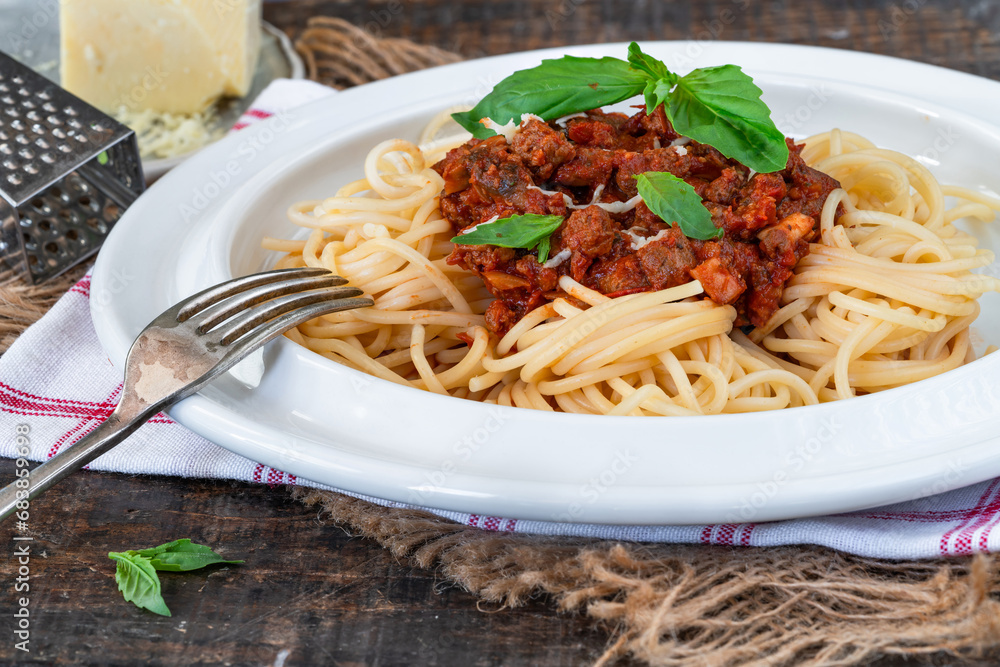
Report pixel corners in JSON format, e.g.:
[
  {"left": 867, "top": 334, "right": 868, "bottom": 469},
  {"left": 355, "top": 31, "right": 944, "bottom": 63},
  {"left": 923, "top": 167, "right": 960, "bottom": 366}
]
[{"left": 5, "top": 18, "right": 999, "bottom": 666}]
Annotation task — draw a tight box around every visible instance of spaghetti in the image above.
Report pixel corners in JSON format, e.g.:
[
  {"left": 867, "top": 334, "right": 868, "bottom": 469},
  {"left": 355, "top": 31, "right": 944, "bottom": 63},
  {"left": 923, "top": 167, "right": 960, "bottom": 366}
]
[{"left": 263, "top": 121, "right": 1000, "bottom": 416}]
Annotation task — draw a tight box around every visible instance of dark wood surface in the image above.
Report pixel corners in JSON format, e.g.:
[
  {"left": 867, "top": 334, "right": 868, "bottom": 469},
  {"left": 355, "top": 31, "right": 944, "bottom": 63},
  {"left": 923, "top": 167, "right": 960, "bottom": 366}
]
[
  {"left": 265, "top": 0, "right": 1000, "bottom": 80},
  {"left": 0, "top": 459, "right": 619, "bottom": 666},
  {"left": 4, "top": 1, "right": 1000, "bottom": 665}
]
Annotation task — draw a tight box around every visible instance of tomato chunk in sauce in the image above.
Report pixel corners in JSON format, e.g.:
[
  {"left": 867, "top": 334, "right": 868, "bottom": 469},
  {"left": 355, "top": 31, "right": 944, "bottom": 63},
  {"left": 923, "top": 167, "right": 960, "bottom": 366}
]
[{"left": 433, "top": 106, "right": 840, "bottom": 335}]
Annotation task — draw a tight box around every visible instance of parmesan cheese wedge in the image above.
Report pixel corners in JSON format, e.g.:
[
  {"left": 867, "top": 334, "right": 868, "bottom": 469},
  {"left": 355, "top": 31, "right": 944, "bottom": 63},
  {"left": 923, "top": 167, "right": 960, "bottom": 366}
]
[{"left": 59, "top": 0, "right": 262, "bottom": 115}]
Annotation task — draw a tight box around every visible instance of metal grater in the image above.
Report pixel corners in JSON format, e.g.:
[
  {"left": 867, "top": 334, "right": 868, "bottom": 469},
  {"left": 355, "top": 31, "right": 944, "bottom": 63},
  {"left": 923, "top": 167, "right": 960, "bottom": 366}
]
[{"left": 0, "top": 50, "right": 144, "bottom": 284}]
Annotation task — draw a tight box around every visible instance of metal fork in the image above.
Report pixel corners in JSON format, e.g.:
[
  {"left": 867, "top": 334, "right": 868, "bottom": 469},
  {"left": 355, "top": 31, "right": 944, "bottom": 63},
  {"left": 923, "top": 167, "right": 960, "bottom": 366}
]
[{"left": 0, "top": 267, "right": 372, "bottom": 522}]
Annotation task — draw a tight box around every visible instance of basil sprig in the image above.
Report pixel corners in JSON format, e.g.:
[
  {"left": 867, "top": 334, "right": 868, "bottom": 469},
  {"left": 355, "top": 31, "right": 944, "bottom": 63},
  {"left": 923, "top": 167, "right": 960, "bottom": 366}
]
[
  {"left": 634, "top": 172, "right": 722, "bottom": 240},
  {"left": 647, "top": 63, "right": 789, "bottom": 174},
  {"left": 109, "top": 539, "right": 243, "bottom": 616},
  {"left": 452, "top": 42, "right": 788, "bottom": 174},
  {"left": 451, "top": 213, "right": 564, "bottom": 263}
]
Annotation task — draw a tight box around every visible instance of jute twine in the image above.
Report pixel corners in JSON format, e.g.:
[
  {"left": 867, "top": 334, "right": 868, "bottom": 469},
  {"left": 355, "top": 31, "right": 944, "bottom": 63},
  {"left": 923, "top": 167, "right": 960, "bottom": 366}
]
[
  {"left": 0, "top": 265, "right": 88, "bottom": 354},
  {"left": 2, "top": 19, "right": 998, "bottom": 666},
  {"left": 295, "top": 17, "right": 462, "bottom": 89}
]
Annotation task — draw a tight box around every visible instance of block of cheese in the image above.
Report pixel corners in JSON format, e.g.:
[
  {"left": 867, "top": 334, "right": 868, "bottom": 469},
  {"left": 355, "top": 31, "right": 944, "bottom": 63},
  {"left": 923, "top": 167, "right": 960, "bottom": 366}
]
[{"left": 60, "top": 0, "right": 262, "bottom": 115}]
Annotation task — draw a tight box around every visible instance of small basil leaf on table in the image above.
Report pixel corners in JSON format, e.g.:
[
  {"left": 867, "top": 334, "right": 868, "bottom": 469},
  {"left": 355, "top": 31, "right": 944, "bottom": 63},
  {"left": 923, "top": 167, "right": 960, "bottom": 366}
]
[
  {"left": 634, "top": 172, "right": 723, "bottom": 241},
  {"left": 108, "top": 552, "right": 172, "bottom": 617},
  {"left": 664, "top": 64, "right": 790, "bottom": 174},
  {"left": 130, "top": 538, "right": 244, "bottom": 572},
  {"left": 109, "top": 539, "right": 243, "bottom": 615},
  {"left": 452, "top": 56, "right": 647, "bottom": 139},
  {"left": 451, "top": 214, "right": 565, "bottom": 264}
]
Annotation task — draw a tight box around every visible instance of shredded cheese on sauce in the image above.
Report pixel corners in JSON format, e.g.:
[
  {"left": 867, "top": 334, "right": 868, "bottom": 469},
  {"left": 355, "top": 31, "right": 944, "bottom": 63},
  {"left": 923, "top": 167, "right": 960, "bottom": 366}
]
[
  {"left": 554, "top": 112, "right": 588, "bottom": 127},
  {"left": 623, "top": 227, "right": 669, "bottom": 251},
  {"left": 584, "top": 195, "right": 643, "bottom": 214},
  {"left": 528, "top": 185, "right": 574, "bottom": 208},
  {"left": 528, "top": 185, "right": 642, "bottom": 214},
  {"left": 479, "top": 113, "right": 545, "bottom": 142},
  {"left": 542, "top": 249, "right": 572, "bottom": 268},
  {"left": 586, "top": 184, "right": 605, "bottom": 206},
  {"left": 459, "top": 214, "right": 499, "bottom": 236}
]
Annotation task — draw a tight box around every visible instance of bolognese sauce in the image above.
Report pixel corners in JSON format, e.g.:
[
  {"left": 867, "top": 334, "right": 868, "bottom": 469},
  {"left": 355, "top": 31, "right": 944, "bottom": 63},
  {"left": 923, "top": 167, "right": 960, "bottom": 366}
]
[{"left": 433, "top": 106, "right": 840, "bottom": 335}]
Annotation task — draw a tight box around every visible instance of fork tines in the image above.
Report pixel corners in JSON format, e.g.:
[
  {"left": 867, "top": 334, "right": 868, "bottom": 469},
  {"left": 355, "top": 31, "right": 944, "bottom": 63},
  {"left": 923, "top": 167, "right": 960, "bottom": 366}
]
[{"left": 167, "top": 267, "right": 372, "bottom": 348}]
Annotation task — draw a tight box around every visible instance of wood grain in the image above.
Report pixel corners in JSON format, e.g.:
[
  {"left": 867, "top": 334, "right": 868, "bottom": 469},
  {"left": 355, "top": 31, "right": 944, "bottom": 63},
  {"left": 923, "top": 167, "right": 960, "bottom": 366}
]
[
  {"left": 264, "top": 0, "right": 1000, "bottom": 82},
  {"left": 3, "top": 462, "right": 997, "bottom": 666},
  {"left": 0, "top": 460, "right": 620, "bottom": 666}
]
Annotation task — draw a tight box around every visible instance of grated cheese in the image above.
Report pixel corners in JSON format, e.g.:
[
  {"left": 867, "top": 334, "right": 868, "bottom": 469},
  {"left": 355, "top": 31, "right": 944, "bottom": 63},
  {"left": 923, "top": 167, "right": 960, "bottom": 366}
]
[
  {"left": 114, "top": 106, "right": 224, "bottom": 160},
  {"left": 542, "top": 249, "right": 572, "bottom": 268},
  {"left": 457, "top": 215, "right": 499, "bottom": 237},
  {"left": 479, "top": 113, "right": 545, "bottom": 142},
  {"left": 574, "top": 195, "right": 643, "bottom": 214},
  {"left": 554, "top": 112, "right": 588, "bottom": 127},
  {"left": 586, "top": 184, "right": 605, "bottom": 206},
  {"left": 623, "top": 227, "right": 669, "bottom": 251},
  {"left": 532, "top": 183, "right": 642, "bottom": 215},
  {"left": 528, "top": 185, "right": 574, "bottom": 208}
]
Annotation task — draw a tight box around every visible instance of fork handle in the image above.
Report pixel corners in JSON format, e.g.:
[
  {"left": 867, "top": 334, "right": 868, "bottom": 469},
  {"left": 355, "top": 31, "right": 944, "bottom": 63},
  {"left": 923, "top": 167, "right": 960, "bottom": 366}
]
[{"left": 0, "top": 409, "right": 152, "bottom": 522}]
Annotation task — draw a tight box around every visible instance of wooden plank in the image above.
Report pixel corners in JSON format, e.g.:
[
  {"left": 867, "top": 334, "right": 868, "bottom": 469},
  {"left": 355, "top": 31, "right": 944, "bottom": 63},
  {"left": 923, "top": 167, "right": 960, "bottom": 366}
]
[
  {"left": 264, "top": 0, "right": 1000, "bottom": 82},
  {"left": 0, "top": 460, "right": 620, "bottom": 665},
  {"left": 3, "top": 463, "right": 999, "bottom": 666}
]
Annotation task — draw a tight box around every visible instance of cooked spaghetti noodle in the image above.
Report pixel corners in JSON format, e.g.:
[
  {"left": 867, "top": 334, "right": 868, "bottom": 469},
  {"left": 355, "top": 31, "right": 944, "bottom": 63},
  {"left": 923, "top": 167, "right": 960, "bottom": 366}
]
[{"left": 263, "top": 121, "right": 1000, "bottom": 415}]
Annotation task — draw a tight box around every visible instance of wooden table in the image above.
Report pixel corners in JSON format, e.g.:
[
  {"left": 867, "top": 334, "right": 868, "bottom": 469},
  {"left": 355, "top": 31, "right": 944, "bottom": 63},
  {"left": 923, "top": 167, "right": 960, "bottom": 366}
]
[{"left": 3, "top": 1, "right": 999, "bottom": 664}]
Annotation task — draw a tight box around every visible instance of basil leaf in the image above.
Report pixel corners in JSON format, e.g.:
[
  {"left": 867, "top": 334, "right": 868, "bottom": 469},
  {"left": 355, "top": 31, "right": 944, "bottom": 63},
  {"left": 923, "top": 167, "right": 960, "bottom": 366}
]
[
  {"left": 664, "top": 65, "right": 789, "bottom": 173},
  {"left": 536, "top": 235, "right": 552, "bottom": 264},
  {"left": 643, "top": 77, "right": 674, "bottom": 115},
  {"left": 452, "top": 57, "right": 647, "bottom": 139},
  {"left": 634, "top": 172, "right": 722, "bottom": 240},
  {"left": 128, "top": 538, "right": 189, "bottom": 558},
  {"left": 642, "top": 80, "right": 658, "bottom": 117},
  {"left": 627, "top": 42, "right": 675, "bottom": 85},
  {"left": 130, "top": 539, "right": 243, "bottom": 572},
  {"left": 451, "top": 213, "right": 564, "bottom": 261},
  {"left": 108, "top": 552, "right": 171, "bottom": 617}
]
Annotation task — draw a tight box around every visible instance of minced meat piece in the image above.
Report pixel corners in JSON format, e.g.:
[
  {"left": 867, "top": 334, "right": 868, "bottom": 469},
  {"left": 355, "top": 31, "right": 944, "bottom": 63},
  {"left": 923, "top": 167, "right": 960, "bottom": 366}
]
[
  {"left": 511, "top": 119, "right": 576, "bottom": 180},
  {"left": 560, "top": 205, "right": 616, "bottom": 259},
  {"left": 636, "top": 227, "right": 698, "bottom": 290}
]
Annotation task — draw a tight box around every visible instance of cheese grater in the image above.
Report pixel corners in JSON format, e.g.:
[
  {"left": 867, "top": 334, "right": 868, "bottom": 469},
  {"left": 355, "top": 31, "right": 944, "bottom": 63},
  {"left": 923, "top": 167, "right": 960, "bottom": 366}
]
[{"left": 0, "top": 50, "right": 144, "bottom": 284}]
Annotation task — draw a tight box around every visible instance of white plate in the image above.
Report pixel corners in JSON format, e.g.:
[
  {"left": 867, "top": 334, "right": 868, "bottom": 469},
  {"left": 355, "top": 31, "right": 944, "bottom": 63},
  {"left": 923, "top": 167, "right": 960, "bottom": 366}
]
[{"left": 92, "top": 42, "right": 1000, "bottom": 524}]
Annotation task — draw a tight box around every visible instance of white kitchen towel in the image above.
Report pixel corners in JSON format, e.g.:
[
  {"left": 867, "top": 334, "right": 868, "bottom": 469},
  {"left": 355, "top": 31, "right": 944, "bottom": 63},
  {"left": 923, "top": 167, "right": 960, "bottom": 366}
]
[{"left": 3, "top": 79, "right": 1000, "bottom": 561}]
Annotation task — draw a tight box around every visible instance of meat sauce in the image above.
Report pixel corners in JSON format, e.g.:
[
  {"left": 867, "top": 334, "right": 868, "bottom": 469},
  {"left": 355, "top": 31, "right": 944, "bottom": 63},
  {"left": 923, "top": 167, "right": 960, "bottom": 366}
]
[{"left": 433, "top": 106, "right": 841, "bottom": 335}]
